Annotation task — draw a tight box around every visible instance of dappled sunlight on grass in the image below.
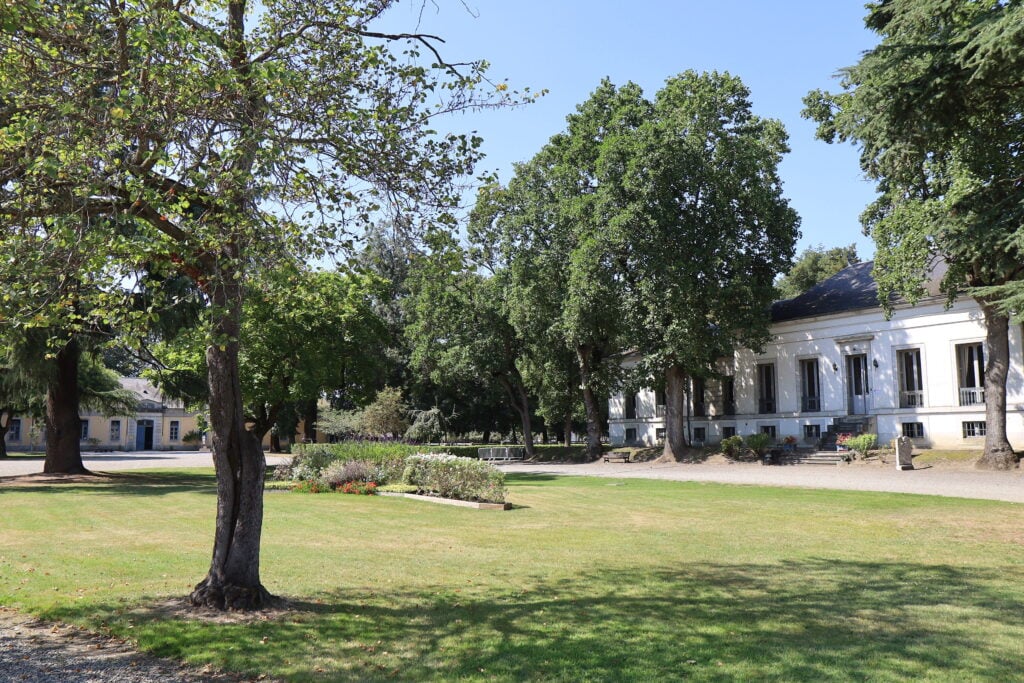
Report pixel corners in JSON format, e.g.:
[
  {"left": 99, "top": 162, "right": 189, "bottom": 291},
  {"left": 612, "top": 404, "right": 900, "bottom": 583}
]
[{"left": 2, "top": 471, "right": 1024, "bottom": 681}]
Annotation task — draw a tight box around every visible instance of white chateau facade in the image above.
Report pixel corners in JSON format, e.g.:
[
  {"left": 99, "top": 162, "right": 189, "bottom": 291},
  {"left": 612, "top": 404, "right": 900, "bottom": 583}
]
[{"left": 609, "top": 263, "right": 1024, "bottom": 450}]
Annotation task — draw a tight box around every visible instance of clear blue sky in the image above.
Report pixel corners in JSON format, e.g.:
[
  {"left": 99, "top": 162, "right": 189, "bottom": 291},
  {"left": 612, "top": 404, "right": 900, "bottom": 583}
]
[{"left": 382, "top": 1, "right": 880, "bottom": 259}]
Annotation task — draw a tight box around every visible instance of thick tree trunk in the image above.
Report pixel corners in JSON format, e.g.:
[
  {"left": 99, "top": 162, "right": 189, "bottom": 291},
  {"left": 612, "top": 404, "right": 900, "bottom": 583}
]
[
  {"left": 976, "top": 302, "right": 1018, "bottom": 469},
  {"left": 0, "top": 409, "right": 10, "bottom": 458},
  {"left": 43, "top": 339, "right": 87, "bottom": 474},
  {"left": 482, "top": 429, "right": 490, "bottom": 445},
  {"left": 189, "top": 277, "right": 270, "bottom": 610},
  {"left": 577, "top": 345, "right": 603, "bottom": 460},
  {"left": 563, "top": 415, "right": 573, "bottom": 447},
  {"left": 662, "top": 365, "right": 688, "bottom": 461}
]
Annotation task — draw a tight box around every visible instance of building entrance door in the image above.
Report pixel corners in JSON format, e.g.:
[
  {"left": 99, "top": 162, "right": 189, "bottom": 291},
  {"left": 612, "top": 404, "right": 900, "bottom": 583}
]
[
  {"left": 846, "top": 354, "right": 869, "bottom": 415},
  {"left": 135, "top": 419, "right": 154, "bottom": 450}
]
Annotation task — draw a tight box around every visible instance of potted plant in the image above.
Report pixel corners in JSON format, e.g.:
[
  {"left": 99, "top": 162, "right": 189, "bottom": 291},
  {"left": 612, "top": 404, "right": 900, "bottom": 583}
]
[
  {"left": 836, "top": 433, "right": 853, "bottom": 452},
  {"left": 782, "top": 435, "right": 798, "bottom": 452}
]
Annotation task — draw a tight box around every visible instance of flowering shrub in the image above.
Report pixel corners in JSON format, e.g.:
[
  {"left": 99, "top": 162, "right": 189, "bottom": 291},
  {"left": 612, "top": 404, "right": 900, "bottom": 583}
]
[
  {"left": 338, "top": 481, "right": 378, "bottom": 495},
  {"left": 321, "top": 460, "right": 375, "bottom": 489},
  {"left": 292, "top": 480, "right": 331, "bottom": 494},
  {"left": 402, "top": 453, "right": 506, "bottom": 503},
  {"left": 836, "top": 433, "right": 853, "bottom": 446},
  {"left": 783, "top": 435, "right": 798, "bottom": 445}
]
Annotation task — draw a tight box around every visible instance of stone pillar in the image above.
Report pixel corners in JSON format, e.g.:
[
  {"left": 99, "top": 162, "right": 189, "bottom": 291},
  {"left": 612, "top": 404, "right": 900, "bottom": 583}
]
[{"left": 895, "top": 436, "right": 914, "bottom": 471}]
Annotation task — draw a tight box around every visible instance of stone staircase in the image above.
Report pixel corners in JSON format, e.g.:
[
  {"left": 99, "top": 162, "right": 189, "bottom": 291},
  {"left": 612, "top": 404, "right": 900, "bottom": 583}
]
[
  {"left": 774, "top": 450, "right": 845, "bottom": 466},
  {"left": 768, "top": 416, "right": 874, "bottom": 466},
  {"left": 818, "top": 416, "right": 871, "bottom": 451}
]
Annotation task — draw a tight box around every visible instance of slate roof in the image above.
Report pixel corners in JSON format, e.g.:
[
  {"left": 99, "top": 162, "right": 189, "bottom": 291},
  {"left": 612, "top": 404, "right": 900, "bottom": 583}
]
[{"left": 770, "top": 260, "right": 947, "bottom": 323}]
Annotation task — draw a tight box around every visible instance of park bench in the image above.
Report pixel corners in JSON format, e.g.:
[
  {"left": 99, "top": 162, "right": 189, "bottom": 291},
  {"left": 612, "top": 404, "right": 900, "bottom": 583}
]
[
  {"left": 477, "top": 446, "right": 526, "bottom": 462},
  {"left": 603, "top": 449, "right": 632, "bottom": 463}
]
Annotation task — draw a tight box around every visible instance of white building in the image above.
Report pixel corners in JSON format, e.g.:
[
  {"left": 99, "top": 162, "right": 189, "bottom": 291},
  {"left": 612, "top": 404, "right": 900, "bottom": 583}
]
[{"left": 609, "top": 262, "right": 1024, "bottom": 450}]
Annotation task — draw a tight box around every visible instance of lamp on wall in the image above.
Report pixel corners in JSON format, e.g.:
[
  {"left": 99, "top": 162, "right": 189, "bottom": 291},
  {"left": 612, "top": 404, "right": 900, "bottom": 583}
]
[
  {"left": 832, "top": 362, "right": 838, "bottom": 372},
  {"left": 872, "top": 359, "right": 879, "bottom": 368}
]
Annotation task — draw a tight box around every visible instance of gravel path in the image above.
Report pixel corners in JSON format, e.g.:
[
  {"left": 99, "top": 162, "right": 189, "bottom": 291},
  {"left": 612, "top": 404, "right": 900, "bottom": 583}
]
[
  {"left": 0, "top": 451, "right": 289, "bottom": 478},
  {"left": 0, "top": 608, "right": 253, "bottom": 683},
  {"left": 498, "top": 458, "right": 1024, "bottom": 503}
]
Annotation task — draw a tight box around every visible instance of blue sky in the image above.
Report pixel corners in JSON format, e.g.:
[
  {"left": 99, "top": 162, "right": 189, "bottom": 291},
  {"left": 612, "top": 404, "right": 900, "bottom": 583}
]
[{"left": 383, "top": 1, "right": 881, "bottom": 259}]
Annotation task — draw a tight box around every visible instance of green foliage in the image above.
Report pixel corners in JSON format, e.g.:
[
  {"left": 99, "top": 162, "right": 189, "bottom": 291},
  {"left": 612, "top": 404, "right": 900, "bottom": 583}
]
[
  {"left": 315, "top": 406, "right": 364, "bottom": 440},
  {"left": 803, "top": 0, "right": 1024, "bottom": 314},
  {"left": 401, "top": 453, "right": 506, "bottom": 504},
  {"left": 775, "top": 244, "right": 860, "bottom": 299},
  {"left": 744, "top": 433, "right": 773, "bottom": 457},
  {"left": 377, "top": 483, "right": 418, "bottom": 494},
  {"left": 845, "top": 434, "right": 878, "bottom": 460},
  {"left": 405, "top": 407, "right": 448, "bottom": 443},
  {"left": 720, "top": 435, "right": 745, "bottom": 458},
  {"left": 360, "top": 387, "right": 409, "bottom": 438}
]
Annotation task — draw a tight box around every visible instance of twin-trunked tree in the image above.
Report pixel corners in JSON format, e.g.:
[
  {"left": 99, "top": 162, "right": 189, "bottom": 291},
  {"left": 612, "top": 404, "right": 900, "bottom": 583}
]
[
  {"left": 0, "top": 0, "right": 517, "bottom": 608},
  {"left": 476, "top": 74, "right": 798, "bottom": 460}
]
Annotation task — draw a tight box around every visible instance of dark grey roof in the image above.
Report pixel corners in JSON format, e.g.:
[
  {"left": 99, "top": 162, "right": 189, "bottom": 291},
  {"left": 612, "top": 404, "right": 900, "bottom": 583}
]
[{"left": 770, "top": 259, "right": 948, "bottom": 323}]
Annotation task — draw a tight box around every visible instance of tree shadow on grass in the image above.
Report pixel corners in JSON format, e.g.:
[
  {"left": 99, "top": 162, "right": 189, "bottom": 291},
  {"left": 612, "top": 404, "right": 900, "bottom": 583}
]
[
  {"left": 44, "top": 559, "right": 1024, "bottom": 681},
  {"left": 0, "top": 471, "right": 219, "bottom": 497}
]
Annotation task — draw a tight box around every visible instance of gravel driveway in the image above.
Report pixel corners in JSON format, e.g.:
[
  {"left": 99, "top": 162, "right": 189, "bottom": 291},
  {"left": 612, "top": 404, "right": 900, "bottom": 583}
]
[
  {"left": 0, "top": 450, "right": 290, "bottom": 478},
  {"left": 499, "top": 458, "right": 1024, "bottom": 503}
]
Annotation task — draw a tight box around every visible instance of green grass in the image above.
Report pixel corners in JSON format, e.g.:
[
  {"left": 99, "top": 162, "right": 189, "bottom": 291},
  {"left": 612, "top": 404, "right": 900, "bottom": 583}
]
[{"left": 2, "top": 470, "right": 1024, "bottom": 681}]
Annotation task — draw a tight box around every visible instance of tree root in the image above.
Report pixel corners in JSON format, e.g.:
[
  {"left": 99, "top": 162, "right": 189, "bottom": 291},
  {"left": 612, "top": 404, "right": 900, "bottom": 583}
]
[{"left": 189, "top": 577, "right": 273, "bottom": 611}]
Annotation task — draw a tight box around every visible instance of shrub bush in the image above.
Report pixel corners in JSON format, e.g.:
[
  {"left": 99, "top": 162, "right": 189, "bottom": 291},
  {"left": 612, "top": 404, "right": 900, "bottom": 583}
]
[
  {"left": 402, "top": 453, "right": 506, "bottom": 503},
  {"left": 745, "top": 433, "right": 773, "bottom": 457},
  {"left": 321, "top": 460, "right": 375, "bottom": 489},
  {"left": 845, "top": 433, "right": 877, "bottom": 459},
  {"left": 720, "top": 435, "right": 744, "bottom": 459}
]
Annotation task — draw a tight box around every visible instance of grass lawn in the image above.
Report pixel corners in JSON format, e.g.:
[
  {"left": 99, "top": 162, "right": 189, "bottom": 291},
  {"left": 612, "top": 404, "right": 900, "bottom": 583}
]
[{"left": 1, "top": 470, "right": 1023, "bottom": 681}]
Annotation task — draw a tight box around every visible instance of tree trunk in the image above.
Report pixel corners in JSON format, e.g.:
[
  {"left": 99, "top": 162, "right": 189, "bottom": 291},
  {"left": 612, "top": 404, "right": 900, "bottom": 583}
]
[
  {"left": 189, "top": 276, "right": 271, "bottom": 610},
  {"left": 302, "top": 399, "right": 317, "bottom": 443},
  {"left": 482, "top": 429, "right": 490, "bottom": 445},
  {"left": 976, "top": 302, "right": 1018, "bottom": 469},
  {"left": 662, "top": 365, "right": 688, "bottom": 461},
  {"left": 497, "top": 374, "right": 535, "bottom": 457},
  {"left": 0, "top": 408, "right": 10, "bottom": 458},
  {"left": 577, "top": 345, "right": 603, "bottom": 460},
  {"left": 43, "top": 339, "right": 87, "bottom": 474},
  {"left": 563, "top": 415, "right": 573, "bottom": 447}
]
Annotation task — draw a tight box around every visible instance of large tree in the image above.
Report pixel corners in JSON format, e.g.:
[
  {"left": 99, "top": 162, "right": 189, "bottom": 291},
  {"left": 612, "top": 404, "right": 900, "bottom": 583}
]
[
  {"left": 803, "top": 0, "right": 1024, "bottom": 469},
  {"left": 775, "top": 244, "right": 860, "bottom": 300},
  {"left": 471, "top": 80, "right": 647, "bottom": 459},
  {"left": 618, "top": 71, "right": 799, "bottom": 460},
  {"left": 405, "top": 232, "right": 537, "bottom": 456},
  {"left": 0, "top": 0, "right": 514, "bottom": 608}
]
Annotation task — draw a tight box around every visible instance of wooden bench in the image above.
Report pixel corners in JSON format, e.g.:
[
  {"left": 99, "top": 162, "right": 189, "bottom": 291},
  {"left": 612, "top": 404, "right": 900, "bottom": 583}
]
[{"left": 603, "top": 449, "right": 632, "bottom": 463}]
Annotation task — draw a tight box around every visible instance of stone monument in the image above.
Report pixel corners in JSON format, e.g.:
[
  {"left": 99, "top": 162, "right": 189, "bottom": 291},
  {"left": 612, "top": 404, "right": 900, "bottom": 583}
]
[{"left": 895, "top": 435, "right": 914, "bottom": 470}]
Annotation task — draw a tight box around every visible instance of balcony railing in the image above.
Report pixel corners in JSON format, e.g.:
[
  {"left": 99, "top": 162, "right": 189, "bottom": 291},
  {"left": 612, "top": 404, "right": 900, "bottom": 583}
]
[
  {"left": 900, "top": 390, "right": 924, "bottom": 408},
  {"left": 801, "top": 395, "right": 820, "bottom": 412},
  {"left": 655, "top": 404, "right": 666, "bottom": 418},
  {"left": 959, "top": 387, "right": 985, "bottom": 406},
  {"left": 723, "top": 401, "right": 736, "bottom": 416},
  {"left": 758, "top": 398, "right": 776, "bottom": 414},
  {"left": 693, "top": 403, "right": 706, "bottom": 418}
]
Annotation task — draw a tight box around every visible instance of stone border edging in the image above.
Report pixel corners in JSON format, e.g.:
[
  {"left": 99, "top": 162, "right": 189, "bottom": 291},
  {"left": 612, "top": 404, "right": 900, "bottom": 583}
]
[{"left": 379, "top": 491, "right": 509, "bottom": 510}]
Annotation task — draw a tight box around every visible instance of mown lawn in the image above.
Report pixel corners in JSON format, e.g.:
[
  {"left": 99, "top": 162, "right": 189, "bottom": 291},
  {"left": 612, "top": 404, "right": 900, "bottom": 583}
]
[{"left": 1, "top": 470, "right": 1023, "bottom": 681}]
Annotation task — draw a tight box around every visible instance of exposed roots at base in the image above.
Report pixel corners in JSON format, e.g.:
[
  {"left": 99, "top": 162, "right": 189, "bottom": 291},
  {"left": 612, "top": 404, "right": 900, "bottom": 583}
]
[{"left": 189, "top": 577, "right": 274, "bottom": 611}]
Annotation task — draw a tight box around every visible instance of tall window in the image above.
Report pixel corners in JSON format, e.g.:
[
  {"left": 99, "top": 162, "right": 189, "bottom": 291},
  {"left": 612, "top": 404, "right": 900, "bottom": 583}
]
[
  {"left": 692, "top": 377, "right": 706, "bottom": 417},
  {"left": 722, "top": 377, "right": 736, "bottom": 416},
  {"left": 800, "top": 359, "right": 820, "bottom": 411},
  {"left": 623, "top": 393, "right": 637, "bottom": 419},
  {"left": 897, "top": 349, "right": 924, "bottom": 408},
  {"left": 956, "top": 342, "right": 985, "bottom": 406},
  {"left": 170, "top": 420, "right": 180, "bottom": 441},
  {"left": 654, "top": 389, "right": 666, "bottom": 418},
  {"left": 80, "top": 420, "right": 89, "bottom": 440},
  {"left": 757, "top": 363, "right": 776, "bottom": 414},
  {"left": 109, "top": 420, "right": 121, "bottom": 442},
  {"left": 9, "top": 418, "right": 21, "bottom": 442}
]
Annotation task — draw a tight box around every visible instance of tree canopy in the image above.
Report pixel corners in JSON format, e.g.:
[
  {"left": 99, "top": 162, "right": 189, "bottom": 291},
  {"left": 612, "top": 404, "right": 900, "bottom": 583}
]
[
  {"left": 803, "top": 0, "right": 1023, "bottom": 469},
  {"left": 0, "top": 0, "right": 519, "bottom": 608},
  {"left": 775, "top": 244, "right": 860, "bottom": 300}
]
